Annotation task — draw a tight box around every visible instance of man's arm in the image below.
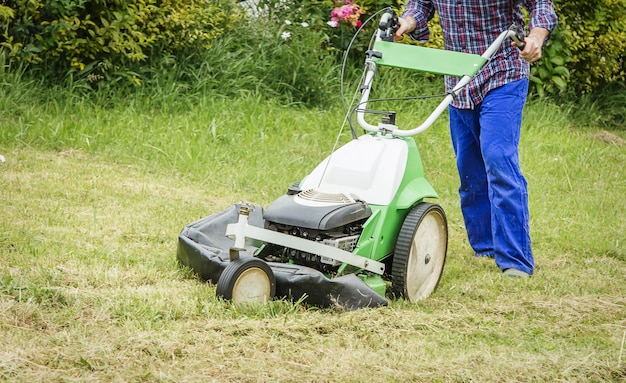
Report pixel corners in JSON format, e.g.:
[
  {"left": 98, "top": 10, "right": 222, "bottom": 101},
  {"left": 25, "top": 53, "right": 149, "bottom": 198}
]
[
  {"left": 395, "top": 16, "right": 417, "bottom": 40},
  {"left": 516, "top": 27, "right": 550, "bottom": 63},
  {"left": 395, "top": 0, "right": 435, "bottom": 41},
  {"left": 520, "top": 0, "right": 558, "bottom": 63}
]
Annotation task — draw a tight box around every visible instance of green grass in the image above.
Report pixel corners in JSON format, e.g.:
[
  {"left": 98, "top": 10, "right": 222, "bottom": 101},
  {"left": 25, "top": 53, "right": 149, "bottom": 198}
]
[{"left": 1, "top": 81, "right": 625, "bottom": 382}]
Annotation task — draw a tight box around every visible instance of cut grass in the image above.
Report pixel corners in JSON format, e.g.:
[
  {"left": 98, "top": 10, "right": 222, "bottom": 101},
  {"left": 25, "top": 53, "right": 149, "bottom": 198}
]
[{"left": 0, "top": 89, "right": 625, "bottom": 382}]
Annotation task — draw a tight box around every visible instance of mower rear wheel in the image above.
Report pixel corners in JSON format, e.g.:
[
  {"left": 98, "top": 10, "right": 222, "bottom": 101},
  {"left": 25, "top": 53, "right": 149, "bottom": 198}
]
[
  {"left": 392, "top": 202, "right": 448, "bottom": 302},
  {"left": 216, "top": 257, "right": 276, "bottom": 304}
]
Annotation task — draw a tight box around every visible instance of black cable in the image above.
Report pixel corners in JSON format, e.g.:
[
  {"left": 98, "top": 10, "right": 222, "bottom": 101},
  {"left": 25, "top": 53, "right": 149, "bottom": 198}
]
[
  {"left": 339, "top": 7, "right": 393, "bottom": 139},
  {"left": 351, "top": 93, "right": 448, "bottom": 124}
]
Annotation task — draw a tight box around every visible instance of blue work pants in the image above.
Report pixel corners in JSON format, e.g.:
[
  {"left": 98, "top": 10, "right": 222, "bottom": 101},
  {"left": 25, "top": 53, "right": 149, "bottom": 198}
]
[{"left": 448, "top": 79, "right": 533, "bottom": 274}]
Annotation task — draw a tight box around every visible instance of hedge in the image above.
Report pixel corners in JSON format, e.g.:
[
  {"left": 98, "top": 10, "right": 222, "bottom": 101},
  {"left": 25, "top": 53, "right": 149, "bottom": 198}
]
[
  {"left": 0, "top": 0, "right": 242, "bottom": 85},
  {"left": 0, "top": 0, "right": 624, "bottom": 95}
]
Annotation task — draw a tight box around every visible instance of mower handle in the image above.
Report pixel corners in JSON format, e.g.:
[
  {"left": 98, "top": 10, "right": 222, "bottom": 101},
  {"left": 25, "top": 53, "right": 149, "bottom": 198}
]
[
  {"left": 378, "top": 8, "right": 399, "bottom": 42},
  {"left": 509, "top": 25, "right": 526, "bottom": 51},
  {"left": 357, "top": 29, "right": 521, "bottom": 137}
]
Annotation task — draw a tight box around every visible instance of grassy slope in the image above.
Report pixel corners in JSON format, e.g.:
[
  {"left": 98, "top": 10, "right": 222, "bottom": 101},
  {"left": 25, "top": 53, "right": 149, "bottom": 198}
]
[{"left": 0, "top": 91, "right": 625, "bottom": 382}]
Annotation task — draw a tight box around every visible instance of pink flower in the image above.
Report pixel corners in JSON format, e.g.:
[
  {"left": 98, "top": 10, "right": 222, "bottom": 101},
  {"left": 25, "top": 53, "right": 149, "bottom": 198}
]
[
  {"left": 328, "top": 1, "right": 364, "bottom": 28},
  {"left": 338, "top": 5, "right": 354, "bottom": 19}
]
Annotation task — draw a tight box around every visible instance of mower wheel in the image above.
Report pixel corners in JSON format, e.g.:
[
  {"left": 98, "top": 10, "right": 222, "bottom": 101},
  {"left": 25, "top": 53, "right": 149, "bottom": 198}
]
[
  {"left": 216, "top": 257, "right": 276, "bottom": 304},
  {"left": 392, "top": 202, "right": 448, "bottom": 302}
]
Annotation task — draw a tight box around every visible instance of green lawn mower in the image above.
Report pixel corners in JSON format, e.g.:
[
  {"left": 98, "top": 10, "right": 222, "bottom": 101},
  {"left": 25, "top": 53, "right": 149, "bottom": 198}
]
[{"left": 177, "top": 9, "right": 526, "bottom": 310}]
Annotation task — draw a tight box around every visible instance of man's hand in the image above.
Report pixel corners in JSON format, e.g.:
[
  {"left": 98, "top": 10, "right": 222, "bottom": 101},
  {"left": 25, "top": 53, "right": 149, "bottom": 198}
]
[
  {"left": 394, "top": 16, "right": 417, "bottom": 41},
  {"left": 516, "top": 27, "right": 549, "bottom": 63}
]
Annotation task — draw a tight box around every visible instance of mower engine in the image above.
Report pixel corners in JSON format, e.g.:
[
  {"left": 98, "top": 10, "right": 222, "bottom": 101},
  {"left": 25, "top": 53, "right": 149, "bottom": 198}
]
[{"left": 261, "top": 188, "right": 372, "bottom": 274}]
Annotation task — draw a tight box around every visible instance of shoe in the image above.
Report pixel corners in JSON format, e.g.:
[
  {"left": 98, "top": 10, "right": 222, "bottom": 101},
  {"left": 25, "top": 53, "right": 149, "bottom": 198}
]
[
  {"left": 503, "top": 268, "right": 530, "bottom": 278},
  {"left": 474, "top": 252, "right": 494, "bottom": 258}
]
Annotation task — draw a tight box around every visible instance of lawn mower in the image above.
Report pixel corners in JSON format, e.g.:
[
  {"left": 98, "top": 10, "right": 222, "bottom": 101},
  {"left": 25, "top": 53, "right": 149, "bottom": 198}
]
[{"left": 177, "top": 9, "right": 526, "bottom": 310}]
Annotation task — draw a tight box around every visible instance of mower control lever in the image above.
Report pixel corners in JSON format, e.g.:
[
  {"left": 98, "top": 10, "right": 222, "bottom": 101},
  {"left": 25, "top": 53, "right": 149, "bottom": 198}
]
[
  {"left": 509, "top": 25, "right": 526, "bottom": 51},
  {"left": 365, "top": 50, "right": 383, "bottom": 59},
  {"left": 378, "top": 9, "right": 399, "bottom": 42}
]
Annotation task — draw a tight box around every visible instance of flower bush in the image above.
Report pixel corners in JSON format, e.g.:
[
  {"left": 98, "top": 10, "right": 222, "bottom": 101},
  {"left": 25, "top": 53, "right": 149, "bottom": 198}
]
[
  {"left": 326, "top": 0, "right": 368, "bottom": 54},
  {"left": 328, "top": 1, "right": 365, "bottom": 29}
]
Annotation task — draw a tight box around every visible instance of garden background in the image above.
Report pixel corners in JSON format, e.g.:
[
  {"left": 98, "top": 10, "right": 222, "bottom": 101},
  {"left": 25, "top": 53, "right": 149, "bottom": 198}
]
[{"left": 0, "top": 0, "right": 625, "bottom": 381}]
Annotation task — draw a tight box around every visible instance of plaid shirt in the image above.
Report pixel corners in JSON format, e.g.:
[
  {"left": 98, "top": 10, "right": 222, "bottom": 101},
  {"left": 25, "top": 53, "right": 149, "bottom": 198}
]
[{"left": 402, "top": 0, "right": 557, "bottom": 109}]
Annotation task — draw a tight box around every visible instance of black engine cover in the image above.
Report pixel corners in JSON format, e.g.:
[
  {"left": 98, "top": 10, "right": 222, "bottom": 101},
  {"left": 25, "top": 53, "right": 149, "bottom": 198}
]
[{"left": 263, "top": 194, "right": 371, "bottom": 230}]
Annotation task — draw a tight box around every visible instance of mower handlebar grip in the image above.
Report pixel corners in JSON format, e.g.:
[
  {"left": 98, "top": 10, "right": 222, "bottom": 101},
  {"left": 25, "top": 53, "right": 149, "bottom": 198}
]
[
  {"left": 509, "top": 25, "right": 526, "bottom": 51},
  {"left": 378, "top": 9, "right": 399, "bottom": 42}
]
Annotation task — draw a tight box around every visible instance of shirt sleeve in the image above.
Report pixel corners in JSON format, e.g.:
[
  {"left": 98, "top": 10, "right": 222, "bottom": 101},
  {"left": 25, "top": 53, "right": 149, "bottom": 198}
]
[
  {"left": 401, "top": 0, "right": 436, "bottom": 42},
  {"left": 525, "top": 0, "right": 558, "bottom": 33}
]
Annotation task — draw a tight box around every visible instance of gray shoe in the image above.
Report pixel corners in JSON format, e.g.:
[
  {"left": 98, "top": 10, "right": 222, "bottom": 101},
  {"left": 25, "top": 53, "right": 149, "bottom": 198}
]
[
  {"left": 474, "top": 252, "right": 494, "bottom": 258},
  {"left": 503, "top": 268, "right": 530, "bottom": 278}
]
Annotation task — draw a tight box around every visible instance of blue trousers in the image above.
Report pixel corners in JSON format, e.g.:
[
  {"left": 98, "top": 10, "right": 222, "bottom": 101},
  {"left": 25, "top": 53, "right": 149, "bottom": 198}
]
[{"left": 448, "top": 79, "right": 533, "bottom": 274}]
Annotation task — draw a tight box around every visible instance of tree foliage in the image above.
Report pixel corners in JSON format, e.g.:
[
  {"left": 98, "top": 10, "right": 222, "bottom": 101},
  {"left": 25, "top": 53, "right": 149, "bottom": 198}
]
[
  {"left": 0, "top": 0, "right": 624, "bottom": 97},
  {"left": 396, "top": 1, "right": 625, "bottom": 97},
  {"left": 554, "top": 0, "right": 626, "bottom": 94},
  {"left": 0, "top": 0, "right": 242, "bottom": 85}
]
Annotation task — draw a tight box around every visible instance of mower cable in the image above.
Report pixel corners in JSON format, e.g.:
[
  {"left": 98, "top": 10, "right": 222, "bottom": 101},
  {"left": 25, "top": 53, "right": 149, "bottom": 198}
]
[
  {"left": 315, "top": 8, "right": 394, "bottom": 189},
  {"left": 339, "top": 7, "right": 396, "bottom": 140}
]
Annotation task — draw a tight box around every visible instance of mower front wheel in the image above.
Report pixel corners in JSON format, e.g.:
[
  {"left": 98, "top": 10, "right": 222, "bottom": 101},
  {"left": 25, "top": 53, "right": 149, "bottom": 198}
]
[
  {"left": 392, "top": 202, "right": 448, "bottom": 302},
  {"left": 216, "top": 257, "right": 276, "bottom": 304}
]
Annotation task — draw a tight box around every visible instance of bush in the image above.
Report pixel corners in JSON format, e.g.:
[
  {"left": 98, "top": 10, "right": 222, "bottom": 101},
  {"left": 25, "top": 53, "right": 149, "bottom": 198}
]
[
  {"left": 115, "top": 0, "right": 353, "bottom": 108},
  {"left": 529, "top": 25, "right": 572, "bottom": 97},
  {"left": 554, "top": 0, "right": 626, "bottom": 94},
  {"left": 203, "top": 16, "right": 343, "bottom": 106},
  {"left": 2, "top": 0, "right": 623, "bottom": 104},
  {"left": 0, "top": 0, "right": 242, "bottom": 85},
  {"left": 206, "top": 0, "right": 347, "bottom": 106}
]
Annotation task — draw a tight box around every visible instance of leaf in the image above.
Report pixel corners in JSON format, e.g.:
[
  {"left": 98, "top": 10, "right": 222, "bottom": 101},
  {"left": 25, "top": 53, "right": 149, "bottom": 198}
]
[
  {"left": 544, "top": 58, "right": 553, "bottom": 72},
  {"left": 529, "top": 75, "right": 544, "bottom": 85},
  {"left": 552, "top": 76, "right": 567, "bottom": 90},
  {"left": 552, "top": 66, "right": 570, "bottom": 77},
  {"left": 550, "top": 56, "right": 566, "bottom": 66},
  {"left": 0, "top": 5, "right": 15, "bottom": 21},
  {"left": 536, "top": 85, "right": 545, "bottom": 98}
]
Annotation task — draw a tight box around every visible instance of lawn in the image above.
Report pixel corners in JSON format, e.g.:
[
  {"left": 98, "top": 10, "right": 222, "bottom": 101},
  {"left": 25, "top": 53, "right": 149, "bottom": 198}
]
[{"left": 1, "top": 92, "right": 625, "bottom": 382}]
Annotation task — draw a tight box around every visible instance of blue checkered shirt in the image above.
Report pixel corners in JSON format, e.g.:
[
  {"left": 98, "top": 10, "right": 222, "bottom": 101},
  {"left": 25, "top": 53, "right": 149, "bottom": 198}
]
[{"left": 402, "top": 0, "right": 558, "bottom": 109}]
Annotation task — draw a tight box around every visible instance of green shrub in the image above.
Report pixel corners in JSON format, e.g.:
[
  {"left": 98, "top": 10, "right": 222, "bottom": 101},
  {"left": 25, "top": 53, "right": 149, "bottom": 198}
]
[
  {"left": 0, "top": 0, "right": 242, "bottom": 85},
  {"left": 529, "top": 25, "right": 572, "bottom": 97},
  {"left": 554, "top": 0, "right": 626, "bottom": 93},
  {"left": 0, "top": 5, "right": 13, "bottom": 22},
  {"left": 206, "top": 0, "right": 346, "bottom": 106}
]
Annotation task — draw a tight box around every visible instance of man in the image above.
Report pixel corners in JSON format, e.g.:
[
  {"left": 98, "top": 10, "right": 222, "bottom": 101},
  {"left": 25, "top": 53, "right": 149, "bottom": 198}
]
[{"left": 395, "top": 1, "right": 558, "bottom": 277}]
